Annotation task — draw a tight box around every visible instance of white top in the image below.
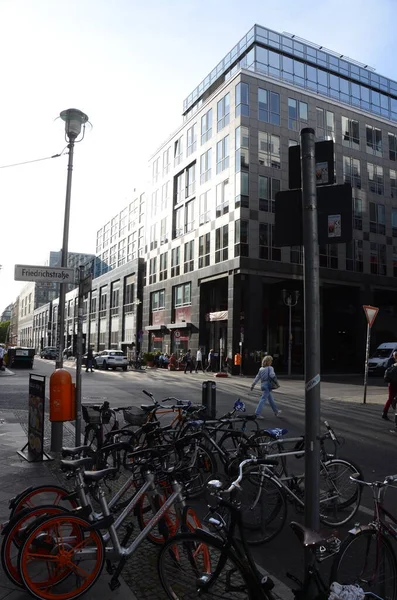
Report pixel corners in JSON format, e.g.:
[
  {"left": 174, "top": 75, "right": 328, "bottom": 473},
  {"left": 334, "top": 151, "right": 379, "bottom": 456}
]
[
  {"left": 196, "top": 350, "right": 202, "bottom": 361},
  {"left": 0, "top": 347, "right": 5, "bottom": 359}
]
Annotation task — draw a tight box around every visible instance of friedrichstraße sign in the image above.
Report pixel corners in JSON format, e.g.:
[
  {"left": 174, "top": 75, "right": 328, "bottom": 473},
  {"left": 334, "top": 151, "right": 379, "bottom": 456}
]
[{"left": 14, "top": 264, "right": 76, "bottom": 284}]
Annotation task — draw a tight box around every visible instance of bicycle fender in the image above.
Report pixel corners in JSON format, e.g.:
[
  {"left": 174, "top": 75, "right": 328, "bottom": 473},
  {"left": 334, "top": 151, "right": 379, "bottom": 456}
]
[
  {"left": 1, "top": 507, "right": 33, "bottom": 536},
  {"left": 347, "top": 523, "right": 375, "bottom": 536},
  {"left": 8, "top": 487, "right": 34, "bottom": 510}
]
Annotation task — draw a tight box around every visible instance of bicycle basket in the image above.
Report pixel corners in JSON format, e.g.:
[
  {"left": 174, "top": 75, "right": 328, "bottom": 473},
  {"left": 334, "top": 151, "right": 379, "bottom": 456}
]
[
  {"left": 123, "top": 408, "right": 147, "bottom": 427},
  {"left": 82, "top": 404, "right": 111, "bottom": 425}
]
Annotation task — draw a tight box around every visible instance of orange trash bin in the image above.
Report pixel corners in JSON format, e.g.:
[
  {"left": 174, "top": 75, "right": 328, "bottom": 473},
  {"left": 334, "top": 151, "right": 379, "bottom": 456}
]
[{"left": 49, "top": 369, "right": 75, "bottom": 422}]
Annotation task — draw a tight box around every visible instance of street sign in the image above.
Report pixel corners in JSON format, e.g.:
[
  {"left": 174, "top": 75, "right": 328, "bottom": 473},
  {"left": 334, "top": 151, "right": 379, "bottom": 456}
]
[
  {"left": 363, "top": 305, "right": 379, "bottom": 328},
  {"left": 15, "top": 264, "right": 75, "bottom": 284},
  {"left": 174, "top": 330, "right": 180, "bottom": 338},
  {"left": 80, "top": 275, "right": 92, "bottom": 296},
  {"left": 289, "top": 140, "right": 335, "bottom": 189}
]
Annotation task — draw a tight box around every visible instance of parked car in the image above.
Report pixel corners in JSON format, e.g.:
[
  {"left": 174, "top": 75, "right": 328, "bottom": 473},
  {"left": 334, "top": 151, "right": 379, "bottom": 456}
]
[
  {"left": 40, "top": 347, "right": 57, "bottom": 360},
  {"left": 82, "top": 352, "right": 98, "bottom": 368},
  {"left": 95, "top": 350, "right": 128, "bottom": 371}
]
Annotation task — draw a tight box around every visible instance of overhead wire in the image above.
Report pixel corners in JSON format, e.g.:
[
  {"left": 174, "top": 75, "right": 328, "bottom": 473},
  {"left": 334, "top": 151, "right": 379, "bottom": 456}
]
[{"left": 0, "top": 146, "right": 68, "bottom": 169}]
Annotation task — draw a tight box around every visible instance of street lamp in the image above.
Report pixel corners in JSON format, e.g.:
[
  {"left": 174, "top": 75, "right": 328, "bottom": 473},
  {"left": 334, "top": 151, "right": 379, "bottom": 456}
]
[
  {"left": 52, "top": 108, "right": 89, "bottom": 453},
  {"left": 282, "top": 289, "right": 299, "bottom": 377}
]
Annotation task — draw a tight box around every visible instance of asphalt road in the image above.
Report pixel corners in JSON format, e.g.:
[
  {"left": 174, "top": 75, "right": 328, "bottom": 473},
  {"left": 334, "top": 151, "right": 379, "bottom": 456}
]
[{"left": 2, "top": 359, "right": 396, "bottom": 593}]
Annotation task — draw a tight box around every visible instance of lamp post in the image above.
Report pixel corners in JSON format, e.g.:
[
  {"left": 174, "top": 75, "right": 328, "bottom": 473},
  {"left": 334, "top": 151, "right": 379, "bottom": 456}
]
[
  {"left": 282, "top": 289, "right": 299, "bottom": 377},
  {"left": 52, "top": 108, "right": 89, "bottom": 453}
]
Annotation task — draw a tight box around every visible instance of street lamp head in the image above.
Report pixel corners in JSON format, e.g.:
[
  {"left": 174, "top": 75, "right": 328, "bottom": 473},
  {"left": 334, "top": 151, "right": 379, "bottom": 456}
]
[{"left": 60, "top": 108, "right": 89, "bottom": 141}]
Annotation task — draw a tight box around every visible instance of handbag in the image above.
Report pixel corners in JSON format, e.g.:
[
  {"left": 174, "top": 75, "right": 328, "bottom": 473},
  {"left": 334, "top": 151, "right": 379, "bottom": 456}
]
[{"left": 270, "top": 376, "right": 280, "bottom": 390}]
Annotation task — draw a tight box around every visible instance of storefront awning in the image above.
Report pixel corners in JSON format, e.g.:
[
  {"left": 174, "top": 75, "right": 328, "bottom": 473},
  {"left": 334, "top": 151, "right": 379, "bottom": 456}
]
[
  {"left": 166, "top": 322, "right": 192, "bottom": 329},
  {"left": 145, "top": 325, "right": 167, "bottom": 331},
  {"left": 208, "top": 311, "right": 228, "bottom": 321}
]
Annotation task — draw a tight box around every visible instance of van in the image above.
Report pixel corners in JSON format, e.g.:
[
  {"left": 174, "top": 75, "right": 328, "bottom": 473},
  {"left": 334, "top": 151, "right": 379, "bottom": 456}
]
[{"left": 368, "top": 342, "right": 397, "bottom": 375}]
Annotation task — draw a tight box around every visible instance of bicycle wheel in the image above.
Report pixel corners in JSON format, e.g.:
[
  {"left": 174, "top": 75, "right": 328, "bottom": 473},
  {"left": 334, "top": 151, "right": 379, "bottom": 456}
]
[
  {"left": 238, "top": 467, "right": 287, "bottom": 544},
  {"left": 158, "top": 531, "right": 263, "bottom": 600},
  {"left": 10, "top": 485, "right": 78, "bottom": 518},
  {"left": 183, "top": 445, "right": 217, "bottom": 499},
  {"left": 249, "top": 432, "right": 286, "bottom": 478},
  {"left": 1, "top": 505, "right": 69, "bottom": 587},
  {"left": 319, "top": 458, "right": 362, "bottom": 526},
  {"left": 330, "top": 529, "right": 397, "bottom": 599},
  {"left": 19, "top": 514, "right": 105, "bottom": 600}
]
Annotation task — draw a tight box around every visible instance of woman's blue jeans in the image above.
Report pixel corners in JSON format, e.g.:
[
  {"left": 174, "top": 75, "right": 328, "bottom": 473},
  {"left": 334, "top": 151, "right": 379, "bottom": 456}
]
[{"left": 255, "top": 384, "right": 279, "bottom": 415}]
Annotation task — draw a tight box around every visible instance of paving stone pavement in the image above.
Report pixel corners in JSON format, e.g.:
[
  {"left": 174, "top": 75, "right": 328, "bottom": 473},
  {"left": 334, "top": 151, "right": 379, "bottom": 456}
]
[{"left": 1, "top": 409, "right": 289, "bottom": 600}]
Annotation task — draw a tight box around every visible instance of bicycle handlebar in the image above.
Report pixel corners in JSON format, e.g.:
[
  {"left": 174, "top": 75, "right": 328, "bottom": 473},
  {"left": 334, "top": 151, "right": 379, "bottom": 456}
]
[
  {"left": 350, "top": 474, "right": 397, "bottom": 487},
  {"left": 220, "top": 457, "right": 278, "bottom": 494}
]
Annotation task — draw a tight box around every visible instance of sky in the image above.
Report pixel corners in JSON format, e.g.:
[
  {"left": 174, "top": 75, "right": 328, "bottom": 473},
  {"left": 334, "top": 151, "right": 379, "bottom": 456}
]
[{"left": 0, "top": 0, "right": 396, "bottom": 313}]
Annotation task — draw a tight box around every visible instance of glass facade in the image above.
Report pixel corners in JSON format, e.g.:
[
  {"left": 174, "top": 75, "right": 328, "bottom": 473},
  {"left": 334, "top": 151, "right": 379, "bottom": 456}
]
[{"left": 183, "top": 25, "right": 397, "bottom": 124}]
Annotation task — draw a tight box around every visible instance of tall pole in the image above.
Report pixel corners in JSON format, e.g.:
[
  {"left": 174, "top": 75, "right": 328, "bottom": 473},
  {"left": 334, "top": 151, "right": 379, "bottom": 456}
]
[
  {"left": 363, "top": 323, "right": 371, "bottom": 404},
  {"left": 301, "top": 128, "right": 321, "bottom": 575},
  {"left": 288, "top": 302, "right": 292, "bottom": 377},
  {"left": 75, "top": 266, "right": 84, "bottom": 445},
  {"left": 52, "top": 140, "right": 75, "bottom": 452}
]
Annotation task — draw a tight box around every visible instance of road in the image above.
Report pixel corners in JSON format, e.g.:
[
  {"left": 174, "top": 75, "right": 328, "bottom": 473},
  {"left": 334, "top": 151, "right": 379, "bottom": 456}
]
[{"left": 1, "top": 358, "right": 396, "bottom": 594}]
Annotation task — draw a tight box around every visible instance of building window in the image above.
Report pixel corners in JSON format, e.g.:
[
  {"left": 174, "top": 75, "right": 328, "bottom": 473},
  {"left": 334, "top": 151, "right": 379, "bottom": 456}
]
[
  {"left": 187, "top": 123, "right": 197, "bottom": 156},
  {"left": 185, "top": 200, "right": 195, "bottom": 233},
  {"left": 369, "top": 202, "right": 386, "bottom": 235},
  {"left": 159, "top": 252, "right": 168, "bottom": 281},
  {"left": 150, "top": 223, "right": 157, "bottom": 250},
  {"left": 184, "top": 240, "right": 194, "bottom": 273},
  {"left": 389, "top": 133, "right": 397, "bottom": 161},
  {"left": 235, "top": 126, "right": 249, "bottom": 172},
  {"left": 186, "top": 163, "right": 196, "bottom": 197},
  {"left": 149, "top": 257, "right": 157, "bottom": 285},
  {"left": 392, "top": 208, "right": 397, "bottom": 237},
  {"left": 343, "top": 156, "right": 361, "bottom": 188},
  {"left": 110, "top": 283, "right": 120, "bottom": 316},
  {"left": 217, "top": 93, "right": 230, "bottom": 131},
  {"left": 127, "top": 232, "right": 136, "bottom": 261},
  {"left": 160, "top": 217, "right": 168, "bottom": 244},
  {"left": 391, "top": 170, "right": 397, "bottom": 198},
  {"left": 258, "top": 88, "right": 280, "bottom": 125},
  {"left": 259, "top": 175, "right": 280, "bottom": 212},
  {"left": 316, "top": 108, "right": 334, "bottom": 140},
  {"left": 200, "top": 149, "right": 212, "bottom": 184},
  {"left": 161, "top": 181, "right": 170, "bottom": 210},
  {"left": 99, "top": 287, "right": 107, "bottom": 315},
  {"left": 366, "top": 125, "right": 382, "bottom": 157},
  {"left": 290, "top": 246, "right": 303, "bottom": 264},
  {"left": 174, "top": 283, "right": 191, "bottom": 307},
  {"left": 199, "top": 233, "right": 210, "bottom": 268},
  {"left": 235, "top": 82, "right": 249, "bottom": 117},
  {"left": 201, "top": 108, "right": 212, "bottom": 145},
  {"left": 353, "top": 198, "right": 363, "bottom": 230},
  {"left": 342, "top": 116, "right": 360, "bottom": 150},
  {"left": 118, "top": 239, "right": 126, "bottom": 266},
  {"left": 216, "top": 179, "right": 230, "bottom": 217},
  {"left": 138, "top": 227, "right": 144, "bottom": 256},
  {"left": 370, "top": 242, "right": 387, "bottom": 275},
  {"left": 151, "top": 189, "right": 159, "bottom": 217},
  {"left": 171, "top": 247, "right": 180, "bottom": 277},
  {"left": 90, "top": 296, "right": 97, "bottom": 316},
  {"left": 199, "top": 190, "right": 212, "bottom": 225},
  {"left": 259, "top": 223, "right": 281, "bottom": 261},
  {"left": 287, "top": 98, "right": 308, "bottom": 131},
  {"left": 367, "top": 163, "right": 384, "bottom": 195},
  {"left": 216, "top": 135, "right": 230, "bottom": 173},
  {"left": 258, "top": 132, "right": 280, "bottom": 169},
  {"left": 163, "top": 147, "right": 171, "bottom": 176},
  {"left": 215, "top": 225, "right": 228, "bottom": 263},
  {"left": 109, "top": 245, "right": 117, "bottom": 269},
  {"left": 119, "top": 208, "right": 127, "bottom": 237},
  {"left": 174, "top": 206, "right": 184, "bottom": 238},
  {"left": 110, "top": 217, "right": 118, "bottom": 244},
  {"left": 175, "top": 172, "right": 185, "bottom": 205},
  {"left": 319, "top": 245, "right": 338, "bottom": 269},
  {"left": 151, "top": 289, "right": 165, "bottom": 311},
  {"left": 235, "top": 172, "right": 249, "bottom": 208},
  {"left": 174, "top": 136, "right": 183, "bottom": 166},
  {"left": 124, "top": 276, "right": 134, "bottom": 312},
  {"left": 152, "top": 157, "right": 160, "bottom": 183},
  {"left": 234, "top": 220, "right": 249, "bottom": 257}
]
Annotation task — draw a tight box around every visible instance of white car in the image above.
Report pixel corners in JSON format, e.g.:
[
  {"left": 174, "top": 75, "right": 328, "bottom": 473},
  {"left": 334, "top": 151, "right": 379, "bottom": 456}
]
[{"left": 95, "top": 350, "right": 128, "bottom": 371}]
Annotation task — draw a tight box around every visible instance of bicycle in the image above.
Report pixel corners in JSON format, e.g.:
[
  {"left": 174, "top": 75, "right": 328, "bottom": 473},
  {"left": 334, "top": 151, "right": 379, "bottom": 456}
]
[
  {"left": 330, "top": 474, "right": 397, "bottom": 599},
  {"left": 16, "top": 438, "right": 204, "bottom": 600}
]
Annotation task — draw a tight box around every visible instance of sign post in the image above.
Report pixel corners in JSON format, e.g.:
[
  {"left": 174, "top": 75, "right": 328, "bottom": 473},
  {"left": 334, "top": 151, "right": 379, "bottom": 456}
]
[{"left": 363, "top": 305, "right": 379, "bottom": 404}]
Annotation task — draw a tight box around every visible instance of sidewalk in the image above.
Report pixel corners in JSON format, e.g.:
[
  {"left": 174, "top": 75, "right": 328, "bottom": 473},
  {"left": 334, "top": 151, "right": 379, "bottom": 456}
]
[{"left": 0, "top": 409, "right": 136, "bottom": 600}]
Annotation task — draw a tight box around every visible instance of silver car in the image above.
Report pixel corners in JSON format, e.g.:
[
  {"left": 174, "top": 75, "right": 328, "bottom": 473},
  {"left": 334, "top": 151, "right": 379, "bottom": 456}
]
[{"left": 95, "top": 350, "right": 128, "bottom": 371}]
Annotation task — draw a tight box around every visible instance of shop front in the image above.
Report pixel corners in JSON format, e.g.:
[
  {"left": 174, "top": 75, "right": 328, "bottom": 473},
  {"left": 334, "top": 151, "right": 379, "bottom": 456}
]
[
  {"left": 167, "top": 306, "right": 192, "bottom": 358},
  {"left": 146, "top": 309, "right": 167, "bottom": 353}
]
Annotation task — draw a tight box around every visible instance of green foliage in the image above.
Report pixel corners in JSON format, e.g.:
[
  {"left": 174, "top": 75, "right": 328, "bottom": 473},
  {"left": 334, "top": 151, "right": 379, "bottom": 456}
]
[
  {"left": 143, "top": 352, "right": 155, "bottom": 364},
  {"left": 0, "top": 321, "right": 10, "bottom": 344}
]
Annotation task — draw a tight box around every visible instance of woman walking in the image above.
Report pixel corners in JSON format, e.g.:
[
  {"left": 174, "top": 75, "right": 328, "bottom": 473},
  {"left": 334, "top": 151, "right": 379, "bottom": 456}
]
[{"left": 250, "top": 355, "right": 281, "bottom": 417}]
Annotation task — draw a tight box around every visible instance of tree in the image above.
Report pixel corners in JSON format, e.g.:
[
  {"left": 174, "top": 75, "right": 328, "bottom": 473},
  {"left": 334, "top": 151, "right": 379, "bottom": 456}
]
[{"left": 0, "top": 321, "right": 10, "bottom": 344}]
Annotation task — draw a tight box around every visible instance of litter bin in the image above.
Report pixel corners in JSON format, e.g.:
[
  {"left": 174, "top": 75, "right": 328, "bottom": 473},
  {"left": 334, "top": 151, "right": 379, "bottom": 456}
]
[{"left": 202, "top": 381, "right": 216, "bottom": 419}]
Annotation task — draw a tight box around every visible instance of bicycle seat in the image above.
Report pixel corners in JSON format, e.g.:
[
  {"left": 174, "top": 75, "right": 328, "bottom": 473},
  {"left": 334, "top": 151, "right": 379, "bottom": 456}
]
[
  {"left": 83, "top": 467, "right": 119, "bottom": 482},
  {"left": 61, "top": 445, "right": 91, "bottom": 458},
  {"left": 290, "top": 522, "right": 328, "bottom": 548},
  {"left": 140, "top": 403, "right": 157, "bottom": 411},
  {"left": 262, "top": 428, "right": 288, "bottom": 439},
  {"left": 60, "top": 457, "right": 94, "bottom": 471}
]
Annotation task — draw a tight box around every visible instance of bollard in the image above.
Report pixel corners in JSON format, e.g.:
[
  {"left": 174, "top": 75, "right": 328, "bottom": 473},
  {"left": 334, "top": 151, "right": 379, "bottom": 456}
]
[{"left": 202, "top": 380, "right": 217, "bottom": 419}]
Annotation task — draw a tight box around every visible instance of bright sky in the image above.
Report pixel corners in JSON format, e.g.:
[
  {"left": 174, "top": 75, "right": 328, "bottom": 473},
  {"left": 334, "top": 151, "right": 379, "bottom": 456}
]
[{"left": 0, "top": 0, "right": 396, "bottom": 313}]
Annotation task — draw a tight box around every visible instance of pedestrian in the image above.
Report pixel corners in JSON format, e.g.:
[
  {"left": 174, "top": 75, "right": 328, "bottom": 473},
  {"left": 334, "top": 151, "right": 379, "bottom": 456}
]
[
  {"left": 85, "top": 346, "right": 94, "bottom": 373},
  {"left": 382, "top": 351, "right": 397, "bottom": 420},
  {"left": 195, "top": 347, "right": 204, "bottom": 373},
  {"left": 0, "top": 344, "right": 5, "bottom": 371},
  {"left": 250, "top": 354, "right": 281, "bottom": 418},
  {"left": 184, "top": 349, "right": 193, "bottom": 373},
  {"left": 206, "top": 349, "right": 214, "bottom": 372}
]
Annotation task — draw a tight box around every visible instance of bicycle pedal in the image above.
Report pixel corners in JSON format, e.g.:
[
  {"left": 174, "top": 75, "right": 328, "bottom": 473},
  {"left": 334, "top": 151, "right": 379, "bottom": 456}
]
[{"left": 109, "top": 578, "right": 121, "bottom": 591}]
